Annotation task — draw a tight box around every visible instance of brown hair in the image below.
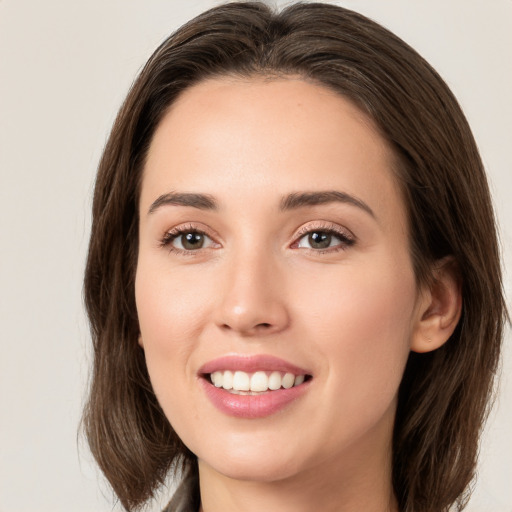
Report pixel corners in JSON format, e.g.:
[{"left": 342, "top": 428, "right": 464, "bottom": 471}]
[{"left": 82, "top": 2, "right": 506, "bottom": 511}]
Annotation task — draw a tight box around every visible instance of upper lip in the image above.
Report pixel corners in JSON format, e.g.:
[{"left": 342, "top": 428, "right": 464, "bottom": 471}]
[{"left": 199, "top": 354, "right": 311, "bottom": 376}]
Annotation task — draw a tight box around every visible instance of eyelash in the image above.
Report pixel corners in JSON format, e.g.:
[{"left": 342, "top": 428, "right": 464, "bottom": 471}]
[
  {"left": 159, "top": 223, "right": 216, "bottom": 255},
  {"left": 293, "top": 222, "right": 356, "bottom": 254},
  {"left": 160, "top": 222, "right": 355, "bottom": 255}
]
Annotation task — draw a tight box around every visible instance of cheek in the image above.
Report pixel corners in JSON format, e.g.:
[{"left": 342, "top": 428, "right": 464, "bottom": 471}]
[
  {"left": 135, "top": 259, "right": 211, "bottom": 347},
  {"left": 134, "top": 261, "right": 210, "bottom": 410},
  {"left": 294, "top": 257, "right": 417, "bottom": 400}
]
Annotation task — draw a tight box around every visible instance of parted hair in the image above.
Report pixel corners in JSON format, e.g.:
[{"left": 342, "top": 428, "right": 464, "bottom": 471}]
[{"left": 82, "top": 2, "right": 506, "bottom": 511}]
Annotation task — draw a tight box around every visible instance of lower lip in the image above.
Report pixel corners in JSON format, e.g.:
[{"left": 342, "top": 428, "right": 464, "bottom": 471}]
[{"left": 200, "top": 378, "right": 311, "bottom": 419}]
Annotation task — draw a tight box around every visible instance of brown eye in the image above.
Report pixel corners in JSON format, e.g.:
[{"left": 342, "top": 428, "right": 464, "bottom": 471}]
[
  {"left": 177, "top": 232, "right": 205, "bottom": 250},
  {"left": 164, "top": 230, "right": 216, "bottom": 251},
  {"left": 308, "top": 231, "right": 332, "bottom": 249},
  {"left": 296, "top": 228, "right": 354, "bottom": 251}
]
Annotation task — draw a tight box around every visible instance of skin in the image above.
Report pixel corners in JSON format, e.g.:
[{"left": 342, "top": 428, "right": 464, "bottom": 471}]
[{"left": 135, "top": 77, "right": 461, "bottom": 512}]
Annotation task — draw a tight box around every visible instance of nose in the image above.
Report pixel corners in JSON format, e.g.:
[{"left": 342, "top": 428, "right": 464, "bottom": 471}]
[{"left": 214, "top": 249, "right": 290, "bottom": 337}]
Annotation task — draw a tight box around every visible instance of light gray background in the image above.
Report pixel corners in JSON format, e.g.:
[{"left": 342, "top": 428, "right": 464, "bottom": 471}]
[{"left": 0, "top": 1, "right": 510, "bottom": 511}]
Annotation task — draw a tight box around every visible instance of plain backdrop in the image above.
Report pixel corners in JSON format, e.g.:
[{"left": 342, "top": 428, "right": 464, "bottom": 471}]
[{"left": 0, "top": 1, "right": 510, "bottom": 511}]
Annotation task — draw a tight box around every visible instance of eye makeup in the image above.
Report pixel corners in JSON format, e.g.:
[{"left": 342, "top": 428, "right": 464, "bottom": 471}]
[
  {"left": 159, "top": 219, "right": 356, "bottom": 257},
  {"left": 291, "top": 220, "right": 356, "bottom": 254}
]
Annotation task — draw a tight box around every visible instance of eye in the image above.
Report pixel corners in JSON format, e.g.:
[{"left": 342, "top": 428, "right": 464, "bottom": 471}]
[
  {"left": 298, "top": 231, "right": 337, "bottom": 250},
  {"left": 173, "top": 231, "right": 211, "bottom": 250},
  {"left": 161, "top": 227, "right": 217, "bottom": 252},
  {"left": 294, "top": 225, "right": 355, "bottom": 252}
]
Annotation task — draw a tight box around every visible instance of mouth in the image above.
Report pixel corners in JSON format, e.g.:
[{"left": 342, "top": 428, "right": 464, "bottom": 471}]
[{"left": 198, "top": 355, "right": 313, "bottom": 418}]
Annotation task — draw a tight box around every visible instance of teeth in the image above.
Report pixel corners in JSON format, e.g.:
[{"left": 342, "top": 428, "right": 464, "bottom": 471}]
[
  {"left": 233, "top": 371, "right": 250, "bottom": 391},
  {"left": 209, "top": 370, "right": 307, "bottom": 392},
  {"left": 222, "top": 370, "right": 233, "bottom": 390},
  {"left": 250, "top": 371, "right": 268, "bottom": 392},
  {"left": 282, "top": 373, "right": 295, "bottom": 389},
  {"left": 268, "top": 371, "right": 282, "bottom": 390},
  {"left": 212, "top": 371, "right": 223, "bottom": 388},
  {"left": 294, "top": 374, "right": 305, "bottom": 386}
]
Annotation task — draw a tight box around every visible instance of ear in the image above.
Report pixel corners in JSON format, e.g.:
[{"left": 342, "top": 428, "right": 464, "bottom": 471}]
[
  {"left": 411, "top": 257, "right": 462, "bottom": 353},
  {"left": 138, "top": 334, "right": 144, "bottom": 348}
]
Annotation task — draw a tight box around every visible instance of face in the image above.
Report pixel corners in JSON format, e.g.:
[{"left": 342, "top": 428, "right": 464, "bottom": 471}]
[{"left": 135, "top": 77, "right": 423, "bottom": 483}]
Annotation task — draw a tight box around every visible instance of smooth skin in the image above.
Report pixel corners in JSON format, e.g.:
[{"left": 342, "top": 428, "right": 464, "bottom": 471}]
[{"left": 135, "top": 77, "right": 461, "bottom": 512}]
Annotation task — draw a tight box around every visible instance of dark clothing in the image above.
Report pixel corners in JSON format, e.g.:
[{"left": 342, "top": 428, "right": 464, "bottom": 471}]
[{"left": 162, "top": 468, "right": 200, "bottom": 512}]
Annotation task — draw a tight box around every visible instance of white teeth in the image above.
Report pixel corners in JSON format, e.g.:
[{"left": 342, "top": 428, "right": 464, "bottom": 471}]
[
  {"left": 294, "top": 374, "right": 305, "bottom": 386},
  {"left": 282, "top": 372, "right": 295, "bottom": 389},
  {"left": 233, "top": 371, "right": 250, "bottom": 391},
  {"left": 222, "top": 370, "right": 233, "bottom": 390},
  {"left": 250, "top": 371, "right": 269, "bottom": 392},
  {"left": 209, "top": 370, "right": 307, "bottom": 392},
  {"left": 212, "top": 371, "right": 223, "bottom": 387},
  {"left": 268, "top": 371, "right": 282, "bottom": 390}
]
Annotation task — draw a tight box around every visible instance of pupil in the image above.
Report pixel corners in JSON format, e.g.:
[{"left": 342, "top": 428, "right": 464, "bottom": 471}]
[
  {"left": 309, "top": 231, "right": 331, "bottom": 249},
  {"left": 182, "top": 232, "right": 204, "bottom": 250}
]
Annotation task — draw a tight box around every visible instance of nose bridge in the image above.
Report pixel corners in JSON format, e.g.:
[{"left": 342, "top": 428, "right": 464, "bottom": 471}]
[{"left": 215, "top": 238, "right": 288, "bottom": 335}]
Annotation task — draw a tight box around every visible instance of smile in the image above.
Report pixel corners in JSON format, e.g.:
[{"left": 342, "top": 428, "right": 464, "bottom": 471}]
[{"left": 199, "top": 355, "right": 312, "bottom": 418}]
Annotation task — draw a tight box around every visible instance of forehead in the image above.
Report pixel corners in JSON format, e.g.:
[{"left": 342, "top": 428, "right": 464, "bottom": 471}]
[{"left": 141, "top": 77, "right": 406, "bottom": 230}]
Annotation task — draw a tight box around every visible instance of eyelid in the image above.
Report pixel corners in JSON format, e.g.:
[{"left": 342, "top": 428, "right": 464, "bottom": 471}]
[
  {"left": 158, "top": 220, "right": 355, "bottom": 254},
  {"left": 294, "top": 221, "right": 354, "bottom": 239},
  {"left": 160, "top": 222, "right": 221, "bottom": 252},
  {"left": 290, "top": 221, "right": 356, "bottom": 250}
]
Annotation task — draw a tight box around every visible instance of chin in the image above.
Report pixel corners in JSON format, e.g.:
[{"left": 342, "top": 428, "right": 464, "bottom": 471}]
[
  {"left": 207, "top": 460, "right": 299, "bottom": 483},
  {"left": 197, "top": 443, "right": 305, "bottom": 483}
]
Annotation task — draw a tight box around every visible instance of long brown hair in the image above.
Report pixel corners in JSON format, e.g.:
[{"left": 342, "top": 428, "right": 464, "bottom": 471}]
[{"left": 82, "top": 2, "right": 506, "bottom": 511}]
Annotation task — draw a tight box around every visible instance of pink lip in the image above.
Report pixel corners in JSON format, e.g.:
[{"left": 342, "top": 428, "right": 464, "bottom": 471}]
[
  {"left": 199, "top": 354, "right": 310, "bottom": 375},
  {"left": 198, "top": 354, "right": 312, "bottom": 419}
]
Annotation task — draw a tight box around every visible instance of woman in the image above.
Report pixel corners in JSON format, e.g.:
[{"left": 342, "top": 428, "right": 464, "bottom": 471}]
[{"left": 82, "top": 2, "right": 506, "bottom": 511}]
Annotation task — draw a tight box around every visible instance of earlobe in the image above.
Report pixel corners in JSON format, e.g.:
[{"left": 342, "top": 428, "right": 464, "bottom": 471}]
[
  {"left": 138, "top": 334, "right": 144, "bottom": 348},
  {"left": 411, "top": 257, "right": 462, "bottom": 354}
]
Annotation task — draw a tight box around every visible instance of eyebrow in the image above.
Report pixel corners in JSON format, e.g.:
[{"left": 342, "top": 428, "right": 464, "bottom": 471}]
[
  {"left": 280, "top": 191, "right": 375, "bottom": 218},
  {"left": 148, "top": 192, "right": 218, "bottom": 214},
  {"left": 147, "top": 189, "right": 375, "bottom": 218}
]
